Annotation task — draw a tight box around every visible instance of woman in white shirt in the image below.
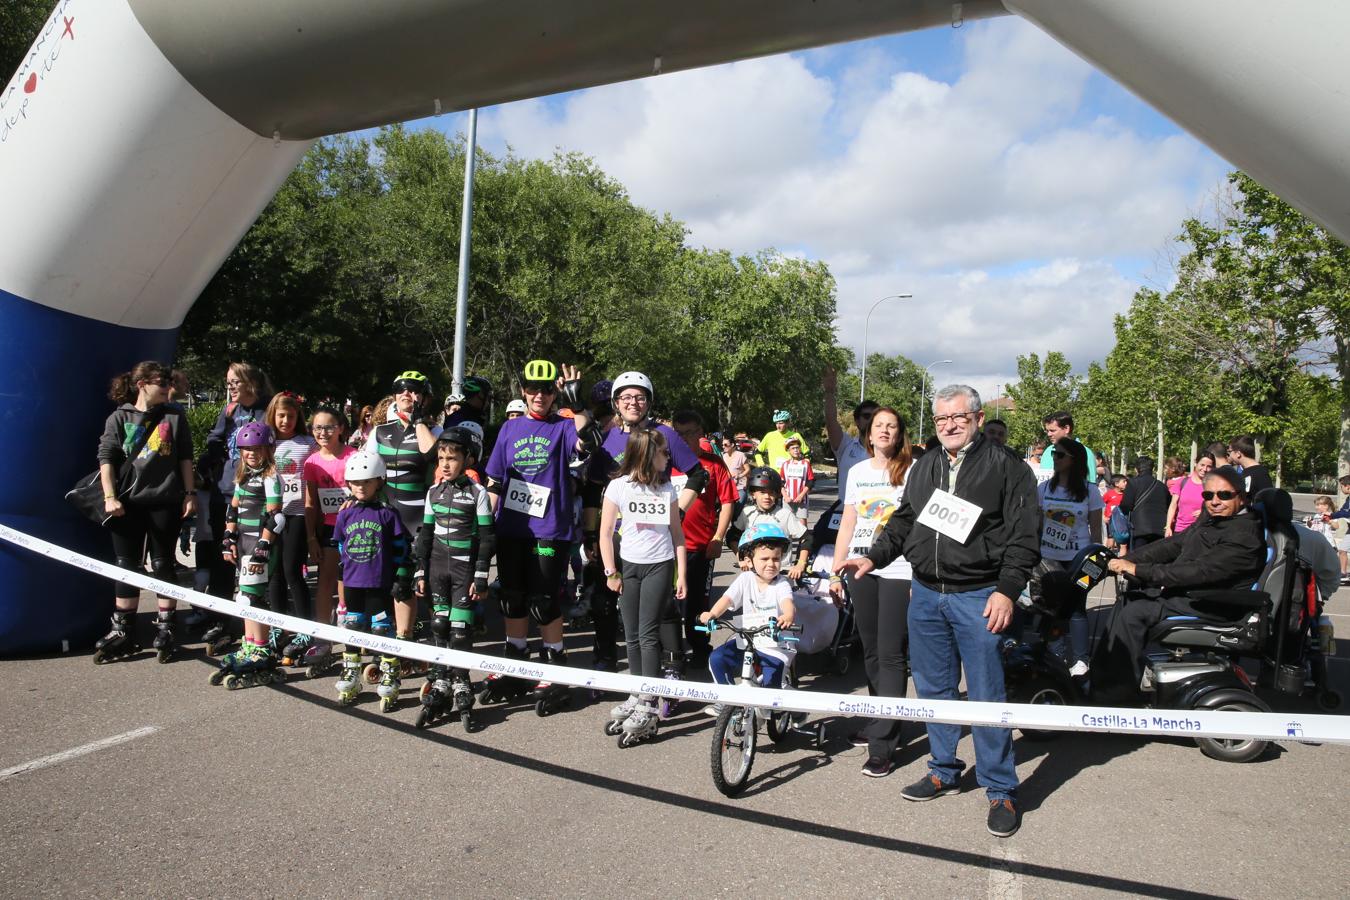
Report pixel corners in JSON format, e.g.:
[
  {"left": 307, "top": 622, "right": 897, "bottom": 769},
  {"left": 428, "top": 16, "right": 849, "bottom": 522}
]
[{"left": 829, "top": 407, "right": 913, "bottom": 778}]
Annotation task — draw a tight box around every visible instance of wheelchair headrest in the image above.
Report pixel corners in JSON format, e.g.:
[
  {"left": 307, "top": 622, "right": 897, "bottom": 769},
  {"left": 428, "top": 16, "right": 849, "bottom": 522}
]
[{"left": 1254, "top": 488, "right": 1292, "bottom": 528}]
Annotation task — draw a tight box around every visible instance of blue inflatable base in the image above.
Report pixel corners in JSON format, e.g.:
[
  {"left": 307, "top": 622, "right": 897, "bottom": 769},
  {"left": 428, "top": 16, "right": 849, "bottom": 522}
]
[{"left": 0, "top": 287, "right": 179, "bottom": 655}]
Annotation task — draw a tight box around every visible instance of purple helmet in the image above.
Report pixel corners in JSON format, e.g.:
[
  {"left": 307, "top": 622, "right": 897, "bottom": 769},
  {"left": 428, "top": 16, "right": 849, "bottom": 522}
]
[
  {"left": 591, "top": 379, "right": 614, "bottom": 407},
  {"left": 236, "top": 421, "right": 275, "bottom": 448}
]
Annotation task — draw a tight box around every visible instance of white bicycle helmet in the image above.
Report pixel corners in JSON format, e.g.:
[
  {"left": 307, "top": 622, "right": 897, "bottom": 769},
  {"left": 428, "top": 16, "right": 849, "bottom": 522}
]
[
  {"left": 611, "top": 371, "right": 654, "bottom": 402},
  {"left": 345, "top": 452, "right": 387, "bottom": 481},
  {"left": 505, "top": 399, "right": 527, "bottom": 415}
]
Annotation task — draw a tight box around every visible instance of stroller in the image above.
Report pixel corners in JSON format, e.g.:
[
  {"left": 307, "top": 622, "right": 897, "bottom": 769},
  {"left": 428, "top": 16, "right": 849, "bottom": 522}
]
[{"left": 791, "top": 499, "right": 860, "bottom": 676}]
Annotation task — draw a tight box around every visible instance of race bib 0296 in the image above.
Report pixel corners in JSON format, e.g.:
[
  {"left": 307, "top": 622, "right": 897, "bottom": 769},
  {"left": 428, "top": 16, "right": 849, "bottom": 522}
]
[{"left": 317, "top": 487, "right": 348, "bottom": 514}]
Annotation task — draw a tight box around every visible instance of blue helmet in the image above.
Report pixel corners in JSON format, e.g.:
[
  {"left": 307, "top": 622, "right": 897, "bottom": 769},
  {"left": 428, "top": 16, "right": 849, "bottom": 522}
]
[
  {"left": 772, "top": 409, "right": 791, "bottom": 423},
  {"left": 738, "top": 521, "right": 791, "bottom": 558}
]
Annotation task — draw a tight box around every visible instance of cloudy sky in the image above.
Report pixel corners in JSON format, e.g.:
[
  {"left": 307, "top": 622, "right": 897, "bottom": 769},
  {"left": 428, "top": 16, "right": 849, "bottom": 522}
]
[{"left": 421, "top": 16, "right": 1227, "bottom": 401}]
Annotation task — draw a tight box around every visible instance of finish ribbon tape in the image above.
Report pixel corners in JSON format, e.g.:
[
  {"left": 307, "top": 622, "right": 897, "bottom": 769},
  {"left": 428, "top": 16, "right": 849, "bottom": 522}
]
[{"left": 3, "top": 523, "right": 1347, "bottom": 745}]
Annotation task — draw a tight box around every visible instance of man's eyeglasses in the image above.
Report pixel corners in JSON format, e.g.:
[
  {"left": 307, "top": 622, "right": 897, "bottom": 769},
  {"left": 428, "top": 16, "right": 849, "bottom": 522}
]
[
  {"left": 931, "top": 412, "right": 974, "bottom": 427},
  {"left": 1201, "top": 490, "right": 1238, "bottom": 501}
]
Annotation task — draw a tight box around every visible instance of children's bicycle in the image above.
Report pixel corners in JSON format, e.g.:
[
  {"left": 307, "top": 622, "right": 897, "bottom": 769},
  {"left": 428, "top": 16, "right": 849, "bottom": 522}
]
[{"left": 695, "top": 617, "right": 824, "bottom": 797}]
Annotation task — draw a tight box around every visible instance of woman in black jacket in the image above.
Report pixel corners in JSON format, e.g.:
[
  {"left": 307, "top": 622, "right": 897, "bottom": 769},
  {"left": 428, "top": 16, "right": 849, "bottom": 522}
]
[
  {"left": 1118, "top": 456, "right": 1171, "bottom": 550},
  {"left": 1094, "top": 466, "right": 1267, "bottom": 688},
  {"left": 93, "top": 361, "right": 196, "bottom": 663}
]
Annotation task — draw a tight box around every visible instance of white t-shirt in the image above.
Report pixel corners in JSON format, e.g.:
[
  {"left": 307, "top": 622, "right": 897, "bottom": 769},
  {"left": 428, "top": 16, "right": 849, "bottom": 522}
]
[
  {"left": 843, "top": 458, "right": 911, "bottom": 580},
  {"left": 604, "top": 475, "right": 679, "bottom": 564},
  {"left": 733, "top": 503, "right": 806, "bottom": 541},
  {"left": 719, "top": 571, "right": 796, "bottom": 653},
  {"left": 835, "top": 436, "right": 870, "bottom": 489},
  {"left": 1037, "top": 481, "right": 1105, "bottom": 562}
]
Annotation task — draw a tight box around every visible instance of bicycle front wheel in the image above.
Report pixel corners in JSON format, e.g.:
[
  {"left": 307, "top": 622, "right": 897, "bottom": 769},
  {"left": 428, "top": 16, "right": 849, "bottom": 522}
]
[{"left": 711, "top": 706, "right": 757, "bottom": 797}]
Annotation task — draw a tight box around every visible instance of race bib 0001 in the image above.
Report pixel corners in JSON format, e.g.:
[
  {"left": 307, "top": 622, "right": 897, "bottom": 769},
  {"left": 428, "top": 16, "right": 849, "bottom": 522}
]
[
  {"left": 504, "top": 479, "right": 551, "bottom": 518},
  {"left": 917, "top": 488, "right": 982, "bottom": 544}
]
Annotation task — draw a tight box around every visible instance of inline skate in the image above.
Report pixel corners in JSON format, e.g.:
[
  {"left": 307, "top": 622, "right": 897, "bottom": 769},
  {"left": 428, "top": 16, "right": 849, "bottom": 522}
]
[
  {"left": 335, "top": 651, "right": 363, "bottom": 706},
  {"left": 93, "top": 610, "right": 139, "bottom": 664},
  {"left": 210, "top": 640, "right": 283, "bottom": 689},
  {"left": 604, "top": 694, "right": 639, "bottom": 736},
  {"left": 478, "top": 642, "right": 535, "bottom": 704},
  {"left": 376, "top": 655, "right": 402, "bottom": 713},
  {"left": 300, "top": 640, "right": 339, "bottom": 679},
  {"left": 657, "top": 655, "right": 683, "bottom": 720},
  {"left": 201, "top": 617, "right": 234, "bottom": 656},
  {"left": 531, "top": 645, "right": 573, "bottom": 717},
  {"left": 416, "top": 666, "right": 453, "bottom": 729},
  {"left": 617, "top": 697, "right": 660, "bottom": 748},
  {"left": 281, "top": 632, "right": 312, "bottom": 667},
  {"left": 152, "top": 611, "right": 175, "bottom": 663}
]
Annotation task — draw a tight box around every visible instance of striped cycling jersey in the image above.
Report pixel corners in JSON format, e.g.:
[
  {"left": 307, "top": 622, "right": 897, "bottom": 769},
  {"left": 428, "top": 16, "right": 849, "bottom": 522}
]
[
  {"left": 419, "top": 476, "right": 494, "bottom": 581},
  {"left": 370, "top": 420, "right": 431, "bottom": 531},
  {"left": 233, "top": 468, "right": 282, "bottom": 543}
]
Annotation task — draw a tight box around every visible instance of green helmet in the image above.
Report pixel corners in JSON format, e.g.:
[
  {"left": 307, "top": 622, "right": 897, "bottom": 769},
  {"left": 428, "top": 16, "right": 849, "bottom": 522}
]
[
  {"left": 520, "top": 359, "right": 558, "bottom": 388},
  {"left": 392, "top": 370, "right": 431, "bottom": 395}
]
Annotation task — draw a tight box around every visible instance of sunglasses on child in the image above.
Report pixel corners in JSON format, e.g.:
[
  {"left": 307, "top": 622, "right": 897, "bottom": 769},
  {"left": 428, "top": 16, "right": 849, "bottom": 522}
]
[{"left": 1201, "top": 490, "right": 1238, "bottom": 501}]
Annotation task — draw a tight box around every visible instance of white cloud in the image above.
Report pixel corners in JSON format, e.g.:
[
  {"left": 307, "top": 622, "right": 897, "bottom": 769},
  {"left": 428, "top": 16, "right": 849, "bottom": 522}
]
[{"left": 477, "top": 17, "right": 1225, "bottom": 388}]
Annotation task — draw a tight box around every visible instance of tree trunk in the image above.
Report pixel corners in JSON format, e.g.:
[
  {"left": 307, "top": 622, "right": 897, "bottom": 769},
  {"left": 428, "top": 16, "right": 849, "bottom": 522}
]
[
  {"left": 1190, "top": 439, "right": 1198, "bottom": 470},
  {"left": 1338, "top": 336, "right": 1350, "bottom": 478},
  {"left": 1276, "top": 446, "right": 1283, "bottom": 488},
  {"left": 1155, "top": 405, "right": 1164, "bottom": 465}
]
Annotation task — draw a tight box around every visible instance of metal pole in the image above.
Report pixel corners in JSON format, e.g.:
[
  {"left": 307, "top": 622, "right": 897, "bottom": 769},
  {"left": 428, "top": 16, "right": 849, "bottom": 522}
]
[
  {"left": 451, "top": 108, "right": 478, "bottom": 397},
  {"left": 858, "top": 293, "right": 912, "bottom": 402},
  {"left": 916, "top": 359, "right": 953, "bottom": 443}
]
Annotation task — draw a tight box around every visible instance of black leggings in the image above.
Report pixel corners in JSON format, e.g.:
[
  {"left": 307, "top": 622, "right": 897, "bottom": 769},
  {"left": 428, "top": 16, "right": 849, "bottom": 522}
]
[
  {"left": 851, "top": 574, "right": 911, "bottom": 759},
  {"left": 619, "top": 558, "right": 682, "bottom": 680},
  {"left": 684, "top": 550, "right": 716, "bottom": 656},
  {"left": 496, "top": 537, "right": 571, "bottom": 625},
  {"left": 107, "top": 504, "right": 181, "bottom": 601},
  {"left": 266, "top": 526, "right": 312, "bottom": 620}
]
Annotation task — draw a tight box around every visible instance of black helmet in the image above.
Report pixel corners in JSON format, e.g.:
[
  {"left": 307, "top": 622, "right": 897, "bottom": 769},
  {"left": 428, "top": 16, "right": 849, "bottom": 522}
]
[
  {"left": 439, "top": 423, "right": 484, "bottom": 462},
  {"left": 463, "top": 375, "right": 493, "bottom": 398},
  {"left": 746, "top": 466, "right": 782, "bottom": 493}
]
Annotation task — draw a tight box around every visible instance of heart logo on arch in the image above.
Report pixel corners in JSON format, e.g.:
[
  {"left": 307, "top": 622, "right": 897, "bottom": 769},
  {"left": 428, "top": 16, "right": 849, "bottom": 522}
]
[{"left": 23, "top": 73, "right": 37, "bottom": 93}]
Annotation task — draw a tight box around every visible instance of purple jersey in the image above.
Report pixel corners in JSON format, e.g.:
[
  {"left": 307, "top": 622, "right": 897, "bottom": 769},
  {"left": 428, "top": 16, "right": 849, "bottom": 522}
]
[
  {"left": 335, "top": 502, "right": 409, "bottom": 590},
  {"left": 595, "top": 420, "right": 703, "bottom": 483},
  {"left": 485, "top": 414, "right": 580, "bottom": 540}
]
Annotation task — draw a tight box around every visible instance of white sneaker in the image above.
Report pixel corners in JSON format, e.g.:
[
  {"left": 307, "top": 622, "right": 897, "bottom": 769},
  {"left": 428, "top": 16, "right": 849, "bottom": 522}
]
[
  {"left": 1069, "top": 660, "right": 1090, "bottom": 677},
  {"left": 703, "top": 702, "right": 726, "bottom": 717}
]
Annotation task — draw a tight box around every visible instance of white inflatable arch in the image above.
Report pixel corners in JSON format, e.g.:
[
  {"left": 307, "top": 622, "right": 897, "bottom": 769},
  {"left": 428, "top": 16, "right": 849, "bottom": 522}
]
[{"left": 2, "top": 0, "right": 1348, "bottom": 651}]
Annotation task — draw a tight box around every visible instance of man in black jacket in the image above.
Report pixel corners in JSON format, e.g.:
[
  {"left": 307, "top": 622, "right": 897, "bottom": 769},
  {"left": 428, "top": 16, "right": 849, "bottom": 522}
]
[
  {"left": 1119, "top": 456, "right": 1169, "bottom": 550},
  {"left": 837, "top": 384, "right": 1039, "bottom": 839},
  {"left": 1095, "top": 466, "right": 1267, "bottom": 690}
]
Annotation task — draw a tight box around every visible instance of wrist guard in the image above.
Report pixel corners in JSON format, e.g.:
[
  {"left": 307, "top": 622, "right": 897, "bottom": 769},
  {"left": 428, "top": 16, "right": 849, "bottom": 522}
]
[
  {"left": 559, "top": 379, "right": 584, "bottom": 412},
  {"left": 250, "top": 539, "right": 271, "bottom": 563}
]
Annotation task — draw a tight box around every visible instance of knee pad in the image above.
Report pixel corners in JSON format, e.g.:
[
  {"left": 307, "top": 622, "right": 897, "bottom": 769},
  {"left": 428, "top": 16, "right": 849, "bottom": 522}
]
[
  {"left": 498, "top": 588, "right": 528, "bottom": 620},
  {"left": 342, "top": 611, "right": 369, "bottom": 632},
  {"left": 238, "top": 585, "right": 270, "bottom": 610},
  {"left": 149, "top": 555, "right": 175, "bottom": 581},
  {"left": 527, "top": 592, "right": 561, "bottom": 626},
  {"left": 429, "top": 614, "right": 450, "bottom": 645},
  {"left": 115, "top": 555, "right": 141, "bottom": 572},
  {"left": 449, "top": 607, "right": 474, "bottom": 650}
]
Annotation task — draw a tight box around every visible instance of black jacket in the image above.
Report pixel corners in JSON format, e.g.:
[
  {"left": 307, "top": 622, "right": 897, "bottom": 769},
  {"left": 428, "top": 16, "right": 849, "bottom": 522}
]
[
  {"left": 1128, "top": 509, "right": 1266, "bottom": 593},
  {"left": 1120, "top": 473, "right": 1169, "bottom": 538},
  {"left": 867, "top": 435, "right": 1040, "bottom": 597}
]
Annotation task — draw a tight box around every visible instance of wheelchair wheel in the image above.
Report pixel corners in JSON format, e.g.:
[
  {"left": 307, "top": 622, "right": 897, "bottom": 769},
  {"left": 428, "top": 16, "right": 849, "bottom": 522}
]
[
  {"left": 1011, "top": 674, "right": 1067, "bottom": 741},
  {"left": 711, "top": 706, "right": 756, "bottom": 797},
  {"left": 766, "top": 709, "right": 791, "bottom": 744},
  {"left": 1194, "top": 700, "right": 1268, "bottom": 763}
]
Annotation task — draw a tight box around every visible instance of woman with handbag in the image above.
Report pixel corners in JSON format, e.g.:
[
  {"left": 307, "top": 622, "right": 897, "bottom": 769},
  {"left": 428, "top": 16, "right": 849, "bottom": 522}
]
[{"left": 92, "top": 361, "right": 196, "bottom": 663}]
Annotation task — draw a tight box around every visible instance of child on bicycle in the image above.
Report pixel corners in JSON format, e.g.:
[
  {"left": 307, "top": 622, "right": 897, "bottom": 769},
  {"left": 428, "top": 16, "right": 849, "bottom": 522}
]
[
  {"left": 733, "top": 467, "right": 811, "bottom": 580},
  {"left": 700, "top": 522, "right": 798, "bottom": 710}
]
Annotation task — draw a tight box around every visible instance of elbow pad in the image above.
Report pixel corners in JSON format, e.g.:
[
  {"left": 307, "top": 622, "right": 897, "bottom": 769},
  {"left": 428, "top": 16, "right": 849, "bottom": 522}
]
[
  {"left": 486, "top": 478, "right": 503, "bottom": 496},
  {"left": 225, "top": 505, "right": 239, "bottom": 525},
  {"left": 559, "top": 379, "right": 584, "bottom": 413},
  {"left": 683, "top": 463, "right": 709, "bottom": 495},
  {"left": 268, "top": 512, "right": 286, "bottom": 535}
]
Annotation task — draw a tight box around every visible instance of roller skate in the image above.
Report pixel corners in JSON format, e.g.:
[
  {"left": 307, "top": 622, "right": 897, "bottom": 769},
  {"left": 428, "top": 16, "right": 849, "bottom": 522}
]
[
  {"left": 335, "top": 651, "right": 363, "bottom": 706},
  {"left": 201, "top": 619, "right": 234, "bottom": 657},
  {"left": 267, "top": 626, "right": 288, "bottom": 656},
  {"left": 530, "top": 645, "right": 573, "bottom": 717},
  {"left": 604, "top": 694, "right": 640, "bottom": 736},
  {"left": 451, "top": 671, "right": 477, "bottom": 731},
  {"left": 617, "top": 698, "right": 660, "bottom": 748},
  {"left": 152, "top": 611, "right": 176, "bottom": 664},
  {"left": 657, "top": 660, "right": 683, "bottom": 720},
  {"left": 416, "top": 665, "right": 454, "bottom": 729},
  {"left": 211, "top": 640, "right": 283, "bottom": 689},
  {"left": 399, "top": 630, "right": 428, "bottom": 678},
  {"left": 478, "top": 642, "right": 534, "bottom": 705},
  {"left": 363, "top": 615, "right": 393, "bottom": 684},
  {"left": 281, "top": 632, "right": 312, "bottom": 667},
  {"left": 376, "top": 655, "right": 402, "bottom": 713},
  {"left": 92, "top": 610, "right": 139, "bottom": 664},
  {"left": 300, "top": 640, "right": 339, "bottom": 679}
]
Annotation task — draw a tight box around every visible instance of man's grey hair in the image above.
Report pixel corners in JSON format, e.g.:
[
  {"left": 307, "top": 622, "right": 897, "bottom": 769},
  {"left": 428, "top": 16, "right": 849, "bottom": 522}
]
[{"left": 933, "top": 384, "right": 982, "bottom": 413}]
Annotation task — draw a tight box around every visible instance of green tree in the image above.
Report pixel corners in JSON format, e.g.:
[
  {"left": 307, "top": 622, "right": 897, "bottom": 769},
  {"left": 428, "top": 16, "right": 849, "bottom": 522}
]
[
  {"left": 1, "top": 0, "right": 52, "bottom": 82},
  {"left": 1005, "top": 352, "right": 1081, "bottom": 451}
]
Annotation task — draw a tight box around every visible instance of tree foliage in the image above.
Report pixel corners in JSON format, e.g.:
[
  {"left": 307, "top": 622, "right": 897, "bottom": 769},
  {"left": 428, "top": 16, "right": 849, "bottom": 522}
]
[{"left": 1, "top": 0, "right": 52, "bottom": 83}]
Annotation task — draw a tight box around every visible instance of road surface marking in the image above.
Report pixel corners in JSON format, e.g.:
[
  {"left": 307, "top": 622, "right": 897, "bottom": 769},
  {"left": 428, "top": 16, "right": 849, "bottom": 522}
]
[
  {"left": 988, "top": 842, "right": 1023, "bottom": 899},
  {"left": 0, "top": 726, "right": 160, "bottom": 782}
]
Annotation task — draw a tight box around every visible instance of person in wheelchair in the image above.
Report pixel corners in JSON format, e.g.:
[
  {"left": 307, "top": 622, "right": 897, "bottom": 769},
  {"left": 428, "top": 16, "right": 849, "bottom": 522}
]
[{"left": 1093, "top": 466, "right": 1267, "bottom": 692}]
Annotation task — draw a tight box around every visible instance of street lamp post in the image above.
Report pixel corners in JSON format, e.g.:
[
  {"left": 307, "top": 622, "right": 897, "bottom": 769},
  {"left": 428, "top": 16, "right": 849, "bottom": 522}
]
[
  {"left": 915, "top": 359, "right": 954, "bottom": 443},
  {"left": 859, "top": 293, "right": 913, "bottom": 402}
]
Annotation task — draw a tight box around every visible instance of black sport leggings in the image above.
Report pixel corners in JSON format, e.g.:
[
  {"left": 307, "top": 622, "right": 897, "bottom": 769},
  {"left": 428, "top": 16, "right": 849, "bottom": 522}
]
[
  {"left": 108, "top": 503, "right": 181, "bottom": 601},
  {"left": 851, "top": 573, "right": 911, "bottom": 760},
  {"left": 619, "top": 558, "right": 682, "bottom": 679},
  {"left": 266, "top": 526, "right": 312, "bottom": 620}
]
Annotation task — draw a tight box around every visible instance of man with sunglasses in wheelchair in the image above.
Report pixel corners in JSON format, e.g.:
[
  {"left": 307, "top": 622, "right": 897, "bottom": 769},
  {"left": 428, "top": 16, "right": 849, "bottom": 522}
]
[{"left": 1093, "top": 465, "right": 1267, "bottom": 697}]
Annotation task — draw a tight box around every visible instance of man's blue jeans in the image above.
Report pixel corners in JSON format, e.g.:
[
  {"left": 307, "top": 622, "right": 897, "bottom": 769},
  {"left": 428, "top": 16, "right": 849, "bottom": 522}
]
[{"left": 908, "top": 581, "right": 1018, "bottom": 800}]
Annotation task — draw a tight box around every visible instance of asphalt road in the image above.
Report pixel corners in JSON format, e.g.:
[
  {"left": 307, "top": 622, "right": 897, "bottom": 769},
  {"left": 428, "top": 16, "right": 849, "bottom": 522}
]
[{"left": 2, "top": 479, "right": 1348, "bottom": 898}]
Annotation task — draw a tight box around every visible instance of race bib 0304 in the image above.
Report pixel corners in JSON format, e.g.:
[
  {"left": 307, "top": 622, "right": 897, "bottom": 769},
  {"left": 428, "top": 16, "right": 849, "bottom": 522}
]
[
  {"left": 917, "top": 488, "right": 982, "bottom": 544},
  {"left": 504, "top": 479, "right": 551, "bottom": 518}
]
